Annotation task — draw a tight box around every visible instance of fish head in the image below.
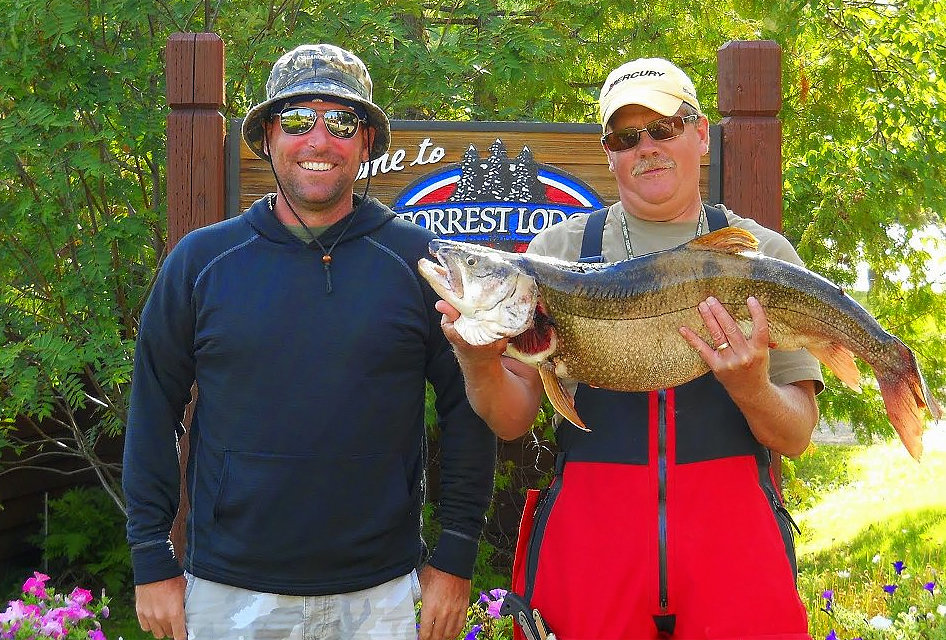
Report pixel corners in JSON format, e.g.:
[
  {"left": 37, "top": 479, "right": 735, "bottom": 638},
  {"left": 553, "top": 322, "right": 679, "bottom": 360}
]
[{"left": 418, "top": 239, "right": 539, "bottom": 345}]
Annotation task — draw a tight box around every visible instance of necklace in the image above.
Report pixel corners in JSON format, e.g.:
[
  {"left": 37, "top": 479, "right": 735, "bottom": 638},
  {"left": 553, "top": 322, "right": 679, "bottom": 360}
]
[
  {"left": 619, "top": 203, "right": 706, "bottom": 259},
  {"left": 269, "top": 193, "right": 360, "bottom": 294}
]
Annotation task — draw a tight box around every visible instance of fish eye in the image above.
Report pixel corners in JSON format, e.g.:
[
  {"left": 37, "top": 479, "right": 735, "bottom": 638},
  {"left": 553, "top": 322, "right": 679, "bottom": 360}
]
[{"left": 465, "top": 257, "right": 476, "bottom": 266}]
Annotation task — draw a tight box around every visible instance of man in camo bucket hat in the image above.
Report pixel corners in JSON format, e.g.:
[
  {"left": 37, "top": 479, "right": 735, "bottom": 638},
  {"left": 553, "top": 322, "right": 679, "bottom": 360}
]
[
  {"left": 125, "top": 43, "right": 495, "bottom": 640},
  {"left": 242, "top": 44, "right": 391, "bottom": 160}
]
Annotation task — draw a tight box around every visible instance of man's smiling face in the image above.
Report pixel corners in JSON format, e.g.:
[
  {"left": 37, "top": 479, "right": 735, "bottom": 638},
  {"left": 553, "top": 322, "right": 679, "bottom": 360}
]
[{"left": 264, "top": 98, "right": 371, "bottom": 224}]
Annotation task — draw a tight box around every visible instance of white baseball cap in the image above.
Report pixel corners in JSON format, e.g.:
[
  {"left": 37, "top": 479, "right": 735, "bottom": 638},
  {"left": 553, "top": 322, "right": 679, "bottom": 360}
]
[{"left": 599, "top": 58, "right": 701, "bottom": 131}]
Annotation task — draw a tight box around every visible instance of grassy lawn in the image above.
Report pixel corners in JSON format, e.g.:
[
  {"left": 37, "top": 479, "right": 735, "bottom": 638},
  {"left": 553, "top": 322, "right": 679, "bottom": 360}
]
[{"left": 789, "top": 425, "right": 946, "bottom": 639}]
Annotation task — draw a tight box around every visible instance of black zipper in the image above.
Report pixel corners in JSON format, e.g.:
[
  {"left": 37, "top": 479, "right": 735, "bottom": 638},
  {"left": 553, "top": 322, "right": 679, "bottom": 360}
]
[
  {"left": 657, "top": 389, "right": 669, "bottom": 610},
  {"left": 766, "top": 486, "right": 801, "bottom": 535},
  {"left": 524, "top": 480, "right": 561, "bottom": 601}
]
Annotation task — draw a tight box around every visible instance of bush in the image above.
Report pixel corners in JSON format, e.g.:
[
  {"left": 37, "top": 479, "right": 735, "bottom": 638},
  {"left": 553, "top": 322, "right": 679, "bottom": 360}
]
[{"left": 31, "top": 488, "right": 132, "bottom": 597}]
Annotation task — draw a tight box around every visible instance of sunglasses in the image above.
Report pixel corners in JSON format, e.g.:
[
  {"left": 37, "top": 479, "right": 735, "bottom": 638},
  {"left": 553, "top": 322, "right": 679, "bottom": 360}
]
[
  {"left": 601, "top": 114, "right": 700, "bottom": 152},
  {"left": 275, "top": 107, "right": 365, "bottom": 139}
]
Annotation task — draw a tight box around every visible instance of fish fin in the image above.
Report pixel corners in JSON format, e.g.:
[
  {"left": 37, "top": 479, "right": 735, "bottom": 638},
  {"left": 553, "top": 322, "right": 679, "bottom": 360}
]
[
  {"left": 874, "top": 339, "right": 940, "bottom": 462},
  {"left": 807, "top": 343, "right": 862, "bottom": 392},
  {"left": 687, "top": 227, "right": 760, "bottom": 254},
  {"left": 537, "top": 363, "right": 589, "bottom": 431}
]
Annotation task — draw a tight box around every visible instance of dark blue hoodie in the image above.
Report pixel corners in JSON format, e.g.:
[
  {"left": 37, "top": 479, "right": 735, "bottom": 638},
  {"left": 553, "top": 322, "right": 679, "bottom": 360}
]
[{"left": 123, "top": 195, "right": 496, "bottom": 595}]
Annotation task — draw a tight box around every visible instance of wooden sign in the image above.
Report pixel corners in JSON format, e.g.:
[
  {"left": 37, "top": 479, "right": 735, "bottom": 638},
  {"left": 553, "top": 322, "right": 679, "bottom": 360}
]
[{"left": 228, "top": 120, "right": 720, "bottom": 249}]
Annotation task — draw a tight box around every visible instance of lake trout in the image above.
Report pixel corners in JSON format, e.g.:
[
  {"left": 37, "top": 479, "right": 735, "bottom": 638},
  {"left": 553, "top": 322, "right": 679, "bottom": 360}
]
[{"left": 418, "top": 228, "right": 941, "bottom": 460}]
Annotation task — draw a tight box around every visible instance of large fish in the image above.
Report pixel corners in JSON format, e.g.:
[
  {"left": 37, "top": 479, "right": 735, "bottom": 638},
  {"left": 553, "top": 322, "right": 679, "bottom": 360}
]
[{"left": 418, "top": 228, "right": 941, "bottom": 460}]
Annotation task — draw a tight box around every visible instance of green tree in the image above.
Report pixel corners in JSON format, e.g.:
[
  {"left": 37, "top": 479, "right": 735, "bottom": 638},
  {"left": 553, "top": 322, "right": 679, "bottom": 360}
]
[
  {"left": 2, "top": 0, "right": 944, "bottom": 527},
  {"left": 0, "top": 0, "right": 172, "bottom": 510},
  {"left": 752, "top": 0, "right": 946, "bottom": 443}
]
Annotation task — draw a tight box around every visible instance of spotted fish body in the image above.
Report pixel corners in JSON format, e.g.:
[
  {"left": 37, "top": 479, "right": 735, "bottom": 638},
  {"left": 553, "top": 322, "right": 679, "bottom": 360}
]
[{"left": 418, "top": 229, "right": 941, "bottom": 460}]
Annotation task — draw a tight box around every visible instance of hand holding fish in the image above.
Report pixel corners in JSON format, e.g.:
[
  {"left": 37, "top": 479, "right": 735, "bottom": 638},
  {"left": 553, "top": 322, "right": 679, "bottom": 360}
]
[
  {"left": 435, "top": 299, "right": 544, "bottom": 440},
  {"left": 680, "top": 295, "right": 819, "bottom": 456},
  {"left": 681, "top": 295, "right": 772, "bottom": 392},
  {"left": 436, "top": 299, "right": 510, "bottom": 359}
]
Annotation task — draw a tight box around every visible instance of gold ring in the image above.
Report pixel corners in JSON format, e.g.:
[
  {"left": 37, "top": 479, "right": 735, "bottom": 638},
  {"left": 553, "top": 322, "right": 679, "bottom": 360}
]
[{"left": 716, "top": 342, "right": 730, "bottom": 351}]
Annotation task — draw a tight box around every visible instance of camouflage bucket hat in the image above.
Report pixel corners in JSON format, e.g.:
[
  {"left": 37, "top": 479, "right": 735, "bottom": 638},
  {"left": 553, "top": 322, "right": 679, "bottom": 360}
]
[{"left": 242, "top": 44, "right": 391, "bottom": 161}]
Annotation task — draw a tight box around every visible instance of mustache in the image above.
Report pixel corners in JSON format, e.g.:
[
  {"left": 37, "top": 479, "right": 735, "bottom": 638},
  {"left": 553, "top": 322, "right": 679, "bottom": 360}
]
[{"left": 631, "top": 158, "right": 676, "bottom": 176}]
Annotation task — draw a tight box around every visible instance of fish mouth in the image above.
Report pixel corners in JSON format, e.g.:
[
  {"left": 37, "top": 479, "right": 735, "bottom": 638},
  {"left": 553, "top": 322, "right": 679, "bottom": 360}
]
[{"left": 418, "top": 248, "right": 464, "bottom": 302}]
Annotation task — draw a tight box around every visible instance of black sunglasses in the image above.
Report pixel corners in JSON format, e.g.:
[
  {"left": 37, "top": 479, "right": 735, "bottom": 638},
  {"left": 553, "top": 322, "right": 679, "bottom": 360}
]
[
  {"left": 601, "top": 114, "right": 700, "bottom": 152},
  {"left": 275, "top": 106, "right": 365, "bottom": 139}
]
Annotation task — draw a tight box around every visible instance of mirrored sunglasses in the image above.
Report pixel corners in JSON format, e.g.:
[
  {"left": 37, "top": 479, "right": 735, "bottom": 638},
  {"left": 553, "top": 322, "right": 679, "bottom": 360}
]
[
  {"left": 276, "top": 107, "right": 364, "bottom": 139},
  {"left": 601, "top": 114, "right": 699, "bottom": 152}
]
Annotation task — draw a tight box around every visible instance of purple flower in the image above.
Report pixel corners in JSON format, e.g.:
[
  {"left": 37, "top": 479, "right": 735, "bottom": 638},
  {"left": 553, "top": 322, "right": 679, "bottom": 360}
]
[
  {"left": 89, "top": 630, "right": 107, "bottom": 640},
  {"left": 464, "top": 623, "right": 483, "bottom": 640},
  {"left": 882, "top": 584, "right": 898, "bottom": 595},
  {"left": 825, "top": 631, "right": 838, "bottom": 640},
  {"left": 478, "top": 588, "right": 507, "bottom": 619},
  {"left": 821, "top": 589, "right": 834, "bottom": 613},
  {"left": 892, "top": 560, "right": 905, "bottom": 575},
  {"left": 924, "top": 581, "right": 936, "bottom": 594}
]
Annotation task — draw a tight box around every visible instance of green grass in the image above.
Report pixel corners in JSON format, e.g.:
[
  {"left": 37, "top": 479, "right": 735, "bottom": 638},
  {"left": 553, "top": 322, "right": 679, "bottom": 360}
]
[{"left": 790, "top": 427, "right": 946, "bottom": 639}]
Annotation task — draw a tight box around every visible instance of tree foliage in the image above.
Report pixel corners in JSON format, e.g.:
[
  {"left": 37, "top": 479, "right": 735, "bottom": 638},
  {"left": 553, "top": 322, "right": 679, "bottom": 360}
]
[
  {"left": 0, "top": 0, "right": 169, "bottom": 509},
  {"left": 1, "top": 0, "right": 944, "bottom": 522}
]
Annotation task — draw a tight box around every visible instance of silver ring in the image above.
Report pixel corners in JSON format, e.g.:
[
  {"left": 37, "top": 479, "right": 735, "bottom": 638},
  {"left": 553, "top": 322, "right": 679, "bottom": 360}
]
[{"left": 716, "top": 342, "right": 730, "bottom": 351}]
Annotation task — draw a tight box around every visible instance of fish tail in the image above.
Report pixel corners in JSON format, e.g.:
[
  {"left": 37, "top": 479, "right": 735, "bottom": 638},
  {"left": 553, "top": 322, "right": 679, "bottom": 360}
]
[
  {"left": 807, "top": 342, "right": 862, "bottom": 392},
  {"left": 874, "top": 338, "right": 940, "bottom": 462}
]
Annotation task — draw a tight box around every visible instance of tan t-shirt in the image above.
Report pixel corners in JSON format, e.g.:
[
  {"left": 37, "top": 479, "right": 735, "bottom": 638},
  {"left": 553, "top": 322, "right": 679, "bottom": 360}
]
[{"left": 527, "top": 201, "right": 824, "bottom": 392}]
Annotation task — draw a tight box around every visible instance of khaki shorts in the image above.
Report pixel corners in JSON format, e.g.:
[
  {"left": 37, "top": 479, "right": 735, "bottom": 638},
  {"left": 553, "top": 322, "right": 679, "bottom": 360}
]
[{"left": 184, "top": 571, "right": 421, "bottom": 640}]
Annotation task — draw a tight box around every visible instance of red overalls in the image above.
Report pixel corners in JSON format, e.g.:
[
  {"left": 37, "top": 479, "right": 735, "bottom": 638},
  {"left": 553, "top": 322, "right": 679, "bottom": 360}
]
[{"left": 510, "top": 372, "right": 810, "bottom": 640}]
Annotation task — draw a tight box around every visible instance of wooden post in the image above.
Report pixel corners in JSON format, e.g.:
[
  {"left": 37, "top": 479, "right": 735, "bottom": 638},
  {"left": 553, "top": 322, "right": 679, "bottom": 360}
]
[
  {"left": 717, "top": 40, "right": 782, "bottom": 232},
  {"left": 166, "top": 32, "right": 226, "bottom": 248},
  {"left": 165, "top": 32, "right": 225, "bottom": 561},
  {"left": 717, "top": 41, "right": 785, "bottom": 487}
]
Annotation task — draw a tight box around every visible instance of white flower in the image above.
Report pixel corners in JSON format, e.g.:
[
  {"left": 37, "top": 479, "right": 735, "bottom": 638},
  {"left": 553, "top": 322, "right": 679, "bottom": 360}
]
[
  {"left": 836, "top": 570, "right": 851, "bottom": 578},
  {"left": 929, "top": 612, "right": 936, "bottom": 621},
  {"left": 909, "top": 606, "right": 918, "bottom": 615},
  {"left": 938, "top": 604, "right": 946, "bottom": 616},
  {"left": 872, "top": 554, "right": 882, "bottom": 564},
  {"left": 868, "top": 615, "right": 893, "bottom": 630}
]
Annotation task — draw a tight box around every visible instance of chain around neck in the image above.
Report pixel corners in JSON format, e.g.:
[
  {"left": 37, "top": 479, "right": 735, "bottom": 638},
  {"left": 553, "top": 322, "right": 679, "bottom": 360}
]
[{"left": 620, "top": 203, "right": 706, "bottom": 259}]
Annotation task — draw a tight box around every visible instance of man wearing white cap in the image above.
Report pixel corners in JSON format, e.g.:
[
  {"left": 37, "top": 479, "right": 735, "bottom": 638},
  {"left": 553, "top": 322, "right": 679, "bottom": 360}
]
[
  {"left": 437, "top": 57, "right": 822, "bottom": 638},
  {"left": 124, "top": 44, "right": 496, "bottom": 640}
]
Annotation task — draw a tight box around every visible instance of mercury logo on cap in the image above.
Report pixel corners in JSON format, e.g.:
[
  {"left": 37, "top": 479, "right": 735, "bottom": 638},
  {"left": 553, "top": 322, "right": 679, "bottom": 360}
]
[{"left": 598, "top": 57, "right": 701, "bottom": 132}]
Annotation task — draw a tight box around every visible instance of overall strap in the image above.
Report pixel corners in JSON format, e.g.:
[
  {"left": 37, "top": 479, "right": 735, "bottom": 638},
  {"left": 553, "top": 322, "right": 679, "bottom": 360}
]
[
  {"left": 578, "top": 207, "right": 609, "bottom": 263},
  {"left": 704, "top": 203, "right": 729, "bottom": 231},
  {"left": 581, "top": 204, "right": 726, "bottom": 264}
]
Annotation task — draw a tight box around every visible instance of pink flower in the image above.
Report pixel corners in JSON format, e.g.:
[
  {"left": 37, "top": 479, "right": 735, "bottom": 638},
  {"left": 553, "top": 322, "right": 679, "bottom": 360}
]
[
  {"left": 1, "top": 599, "right": 43, "bottom": 623},
  {"left": 23, "top": 571, "right": 51, "bottom": 599},
  {"left": 39, "top": 615, "right": 66, "bottom": 638},
  {"left": 68, "top": 588, "right": 94, "bottom": 608},
  {"left": 88, "top": 630, "right": 107, "bottom": 640}
]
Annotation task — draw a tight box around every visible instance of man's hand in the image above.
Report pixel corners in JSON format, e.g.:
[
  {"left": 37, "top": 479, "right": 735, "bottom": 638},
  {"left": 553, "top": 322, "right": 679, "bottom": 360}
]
[
  {"left": 679, "top": 295, "right": 818, "bottom": 456},
  {"left": 135, "top": 575, "right": 187, "bottom": 640},
  {"left": 417, "top": 565, "right": 471, "bottom": 640},
  {"left": 434, "top": 299, "right": 542, "bottom": 440},
  {"left": 679, "top": 295, "right": 771, "bottom": 398},
  {"left": 435, "top": 299, "right": 510, "bottom": 361}
]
